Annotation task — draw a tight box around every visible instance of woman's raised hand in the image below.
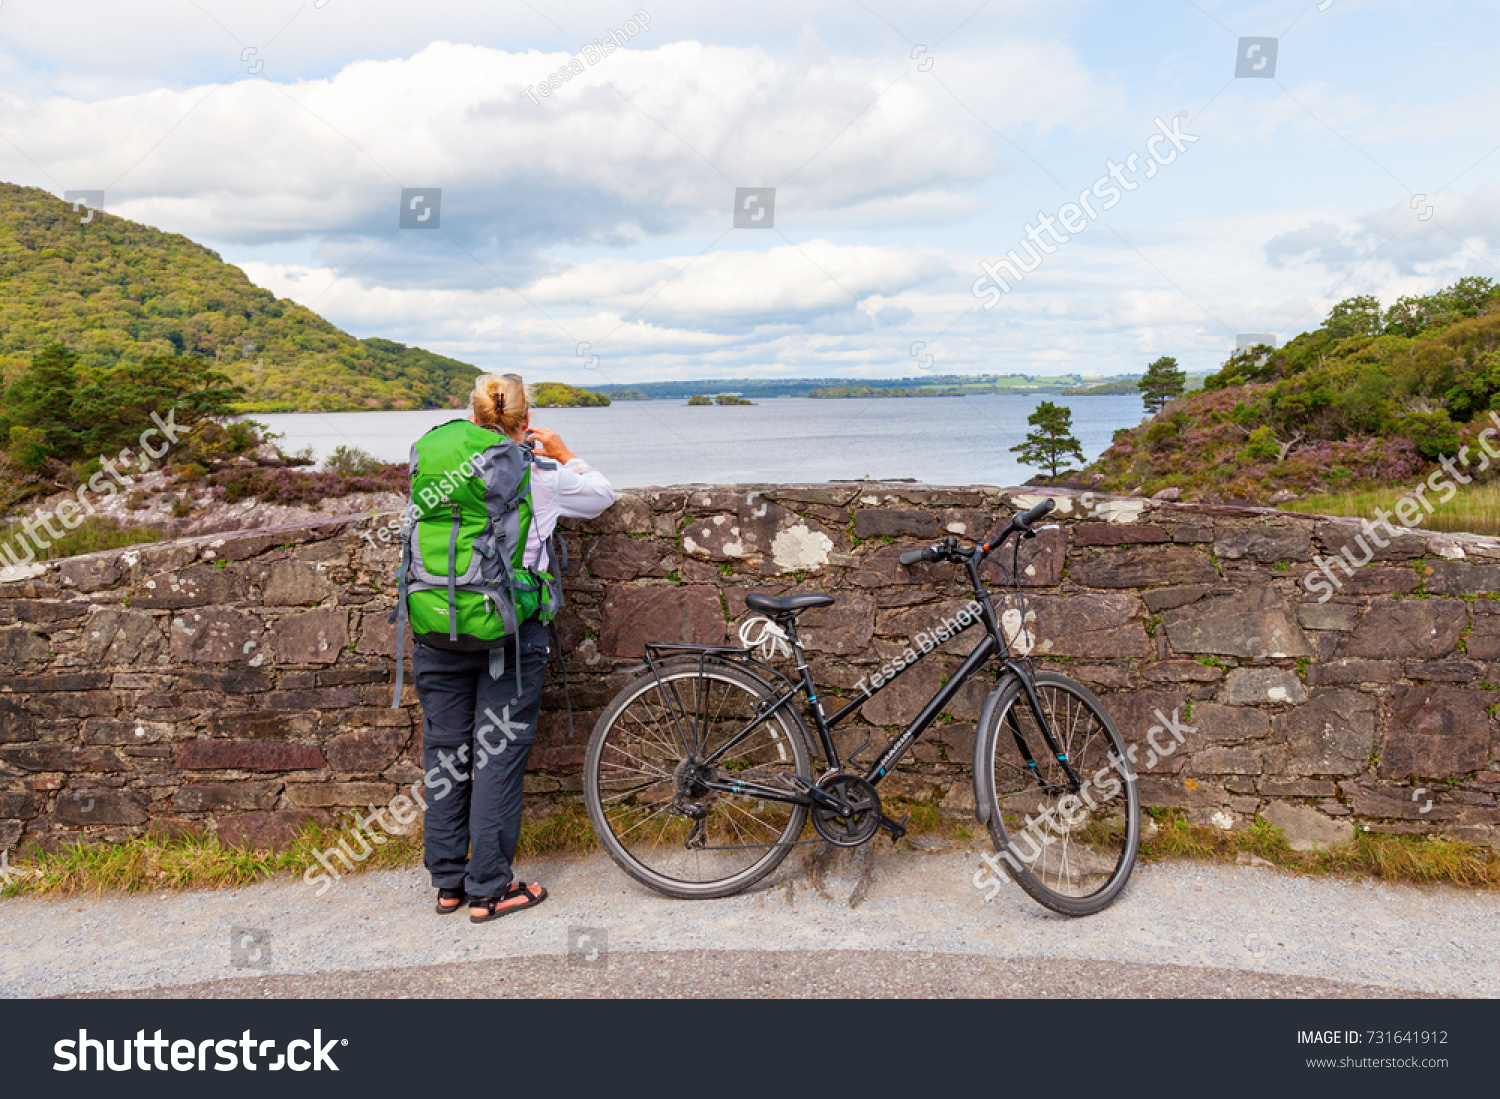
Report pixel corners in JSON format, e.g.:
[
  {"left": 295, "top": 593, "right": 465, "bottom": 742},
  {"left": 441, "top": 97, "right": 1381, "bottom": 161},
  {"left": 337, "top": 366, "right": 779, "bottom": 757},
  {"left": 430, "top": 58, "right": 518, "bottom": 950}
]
[{"left": 525, "top": 426, "right": 576, "bottom": 465}]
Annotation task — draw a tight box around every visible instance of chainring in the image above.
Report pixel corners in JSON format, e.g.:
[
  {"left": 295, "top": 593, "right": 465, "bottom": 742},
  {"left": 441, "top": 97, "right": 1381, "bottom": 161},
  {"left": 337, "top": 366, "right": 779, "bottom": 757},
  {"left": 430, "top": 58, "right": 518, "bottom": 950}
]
[{"left": 810, "top": 773, "right": 882, "bottom": 847}]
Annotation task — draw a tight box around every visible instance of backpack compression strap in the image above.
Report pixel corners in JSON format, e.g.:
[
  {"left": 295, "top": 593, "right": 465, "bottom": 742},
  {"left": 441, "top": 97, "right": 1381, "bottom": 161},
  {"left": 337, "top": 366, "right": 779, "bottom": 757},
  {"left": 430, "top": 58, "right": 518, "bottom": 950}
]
[
  {"left": 446, "top": 504, "right": 462, "bottom": 643},
  {"left": 389, "top": 530, "right": 412, "bottom": 709}
]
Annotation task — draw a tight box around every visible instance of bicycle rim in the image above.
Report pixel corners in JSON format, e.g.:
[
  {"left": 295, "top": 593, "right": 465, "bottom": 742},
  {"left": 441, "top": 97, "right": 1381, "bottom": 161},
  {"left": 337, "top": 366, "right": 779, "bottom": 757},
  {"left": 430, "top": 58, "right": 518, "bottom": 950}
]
[
  {"left": 981, "top": 672, "right": 1140, "bottom": 916},
  {"left": 585, "top": 663, "right": 811, "bottom": 899}
]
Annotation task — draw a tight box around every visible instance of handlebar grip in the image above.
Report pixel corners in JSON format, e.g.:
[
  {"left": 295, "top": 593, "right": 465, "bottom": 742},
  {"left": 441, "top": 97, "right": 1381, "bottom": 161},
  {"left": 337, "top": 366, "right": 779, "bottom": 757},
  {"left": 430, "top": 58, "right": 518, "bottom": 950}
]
[
  {"left": 899, "top": 548, "right": 935, "bottom": 566},
  {"left": 1018, "top": 498, "right": 1056, "bottom": 526}
]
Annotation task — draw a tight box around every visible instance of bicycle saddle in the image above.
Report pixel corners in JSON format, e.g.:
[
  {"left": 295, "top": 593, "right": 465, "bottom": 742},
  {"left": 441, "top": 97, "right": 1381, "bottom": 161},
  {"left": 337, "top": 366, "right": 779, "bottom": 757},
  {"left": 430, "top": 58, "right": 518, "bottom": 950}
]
[{"left": 744, "top": 593, "right": 835, "bottom": 616}]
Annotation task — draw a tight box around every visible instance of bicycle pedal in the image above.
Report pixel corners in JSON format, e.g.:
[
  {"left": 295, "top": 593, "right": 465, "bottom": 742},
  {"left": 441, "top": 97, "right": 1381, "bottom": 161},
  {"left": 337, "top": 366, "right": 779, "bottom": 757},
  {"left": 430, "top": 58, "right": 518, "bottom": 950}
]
[{"left": 879, "top": 812, "right": 910, "bottom": 844}]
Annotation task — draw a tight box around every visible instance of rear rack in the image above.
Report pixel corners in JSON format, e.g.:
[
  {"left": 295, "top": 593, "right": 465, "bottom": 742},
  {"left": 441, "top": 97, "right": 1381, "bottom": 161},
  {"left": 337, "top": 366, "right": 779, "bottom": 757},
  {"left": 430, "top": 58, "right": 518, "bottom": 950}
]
[{"left": 644, "top": 642, "right": 756, "bottom": 657}]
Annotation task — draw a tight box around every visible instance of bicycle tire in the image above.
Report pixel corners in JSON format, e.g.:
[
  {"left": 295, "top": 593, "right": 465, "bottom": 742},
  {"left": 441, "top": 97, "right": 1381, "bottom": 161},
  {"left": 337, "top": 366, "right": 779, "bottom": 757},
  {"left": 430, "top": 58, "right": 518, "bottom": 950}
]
[
  {"left": 584, "top": 660, "right": 812, "bottom": 899},
  {"left": 974, "top": 670, "right": 1140, "bottom": 916}
]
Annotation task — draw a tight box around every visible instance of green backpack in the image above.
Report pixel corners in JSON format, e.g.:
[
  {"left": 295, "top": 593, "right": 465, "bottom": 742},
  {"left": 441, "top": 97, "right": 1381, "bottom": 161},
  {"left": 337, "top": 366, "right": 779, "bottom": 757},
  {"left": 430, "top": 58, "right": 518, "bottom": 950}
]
[{"left": 388, "top": 419, "right": 560, "bottom": 706}]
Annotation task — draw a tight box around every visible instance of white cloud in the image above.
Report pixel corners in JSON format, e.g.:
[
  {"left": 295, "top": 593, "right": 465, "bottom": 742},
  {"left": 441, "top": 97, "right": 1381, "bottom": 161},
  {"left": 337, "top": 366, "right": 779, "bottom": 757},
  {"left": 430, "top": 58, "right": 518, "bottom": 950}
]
[
  {"left": 1265, "top": 184, "right": 1500, "bottom": 278},
  {"left": 0, "top": 38, "right": 1017, "bottom": 256},
  {"left": 2, "top": 0, "right": 1499, "bottom": 387}
]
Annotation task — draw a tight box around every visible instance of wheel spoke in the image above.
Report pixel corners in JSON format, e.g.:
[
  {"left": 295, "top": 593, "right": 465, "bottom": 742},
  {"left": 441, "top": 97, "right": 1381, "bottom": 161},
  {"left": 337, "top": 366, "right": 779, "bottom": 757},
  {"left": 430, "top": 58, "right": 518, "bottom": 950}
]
[
  {"left": 984, "top": 676, "right": 1138, "bottom": 913},
  {"left": 587, "top": 666, "right": 809, "bottom": 892}
]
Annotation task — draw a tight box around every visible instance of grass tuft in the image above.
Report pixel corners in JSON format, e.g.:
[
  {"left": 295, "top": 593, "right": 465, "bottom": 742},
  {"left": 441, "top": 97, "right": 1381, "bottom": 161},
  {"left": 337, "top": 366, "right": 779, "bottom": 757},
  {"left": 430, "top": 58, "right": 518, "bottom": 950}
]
[
  {"left": 5, "top": 800, "right": 1495, "bottom": 898},
  {"left": 2, "top": 802, "right": 596, "bottom": 898},
  {"left": 517, "top": 802, "right": 597, "bottom": 857},
  {"left": 1141, "top": 809, "right": 1500, "bottom": 888},
  {"left": 0, "top": 515, "right": 165, "bottom": 562},
  {"left": 1282, "top": 482, "right": 1500, "bottom": 536}
]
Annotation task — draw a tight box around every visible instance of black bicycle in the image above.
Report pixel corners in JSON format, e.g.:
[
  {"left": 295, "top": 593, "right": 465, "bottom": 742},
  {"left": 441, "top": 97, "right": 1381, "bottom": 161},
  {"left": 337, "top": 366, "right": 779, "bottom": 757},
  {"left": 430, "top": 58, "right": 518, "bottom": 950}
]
[{"left": 583, "top": 499, "right": 1141, "bottom": 916}]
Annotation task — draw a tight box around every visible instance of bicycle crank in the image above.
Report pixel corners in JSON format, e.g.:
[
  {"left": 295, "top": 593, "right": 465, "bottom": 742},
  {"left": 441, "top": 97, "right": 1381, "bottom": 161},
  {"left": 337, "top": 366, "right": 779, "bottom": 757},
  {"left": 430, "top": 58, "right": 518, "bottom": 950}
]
[{"left": 810, "top": 774, "right": 882, "bottom": 846}]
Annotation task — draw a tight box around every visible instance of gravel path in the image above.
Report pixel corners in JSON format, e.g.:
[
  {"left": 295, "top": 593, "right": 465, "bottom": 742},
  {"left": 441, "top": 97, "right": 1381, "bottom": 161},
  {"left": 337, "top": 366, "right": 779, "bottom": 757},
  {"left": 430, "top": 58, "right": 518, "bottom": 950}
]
[{"left": 1, "top": 843, "right": 1494, "bottom": 999}]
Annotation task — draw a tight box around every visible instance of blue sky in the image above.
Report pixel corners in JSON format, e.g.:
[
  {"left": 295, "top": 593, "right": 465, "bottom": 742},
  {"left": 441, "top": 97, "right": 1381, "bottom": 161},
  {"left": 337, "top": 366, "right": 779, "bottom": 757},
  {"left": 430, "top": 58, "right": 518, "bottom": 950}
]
[{"left": 1, "top": 0, "right": 1496, "bottom": 387}]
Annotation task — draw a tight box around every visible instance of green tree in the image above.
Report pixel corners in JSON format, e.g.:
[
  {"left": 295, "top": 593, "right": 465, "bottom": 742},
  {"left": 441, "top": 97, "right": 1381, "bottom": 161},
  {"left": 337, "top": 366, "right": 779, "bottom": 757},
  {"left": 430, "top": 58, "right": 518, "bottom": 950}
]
[
  {"left": 1138, "top": 355, "right": 1186, "bottom": 415},
  {"left": 1, "top": 342, "right": 82, "bottom": 463},
  {"left": 1323, "top": 295, "right": 1383, "bottom": 339},
  {"left": 70, "top": 355, "right": 245, "bottom": 460},
  {"left": 1203, "top": 345, "right": 1279, "bottom": 391},
  {"left": 1011, "top": 400, "right": 1084, "bottom": 479},
  {"left": 1429, "top": 275, "right": 1498, "bottom": 318}
]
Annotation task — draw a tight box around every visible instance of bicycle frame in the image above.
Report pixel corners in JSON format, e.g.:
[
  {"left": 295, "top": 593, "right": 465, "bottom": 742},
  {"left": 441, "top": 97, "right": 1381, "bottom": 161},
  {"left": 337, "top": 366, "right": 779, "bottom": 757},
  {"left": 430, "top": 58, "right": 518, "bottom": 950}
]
[{"left": 639, "top": 534, "right": 1082, "bottom": 813}]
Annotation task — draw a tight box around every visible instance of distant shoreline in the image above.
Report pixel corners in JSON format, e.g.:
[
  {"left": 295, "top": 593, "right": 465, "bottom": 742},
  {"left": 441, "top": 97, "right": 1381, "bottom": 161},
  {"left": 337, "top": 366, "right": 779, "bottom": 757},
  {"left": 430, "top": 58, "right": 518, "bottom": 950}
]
[{"left": 239, "top": 391, "right": 1146, "bottom": 415}]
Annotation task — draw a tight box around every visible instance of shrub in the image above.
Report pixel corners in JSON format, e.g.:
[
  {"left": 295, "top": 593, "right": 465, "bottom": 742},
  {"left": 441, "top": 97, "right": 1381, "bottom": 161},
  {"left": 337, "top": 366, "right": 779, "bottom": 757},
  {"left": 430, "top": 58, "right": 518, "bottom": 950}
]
[
  {"left": 1143, "top": 420, "right": 1179, "bottom": 450},
  {"left": 176, "top": 419, "right": 264, "bottom": 467},
  {"left": 6, "top": 425, "right": 48, "bottom": 471},
  {"left": 1243, "top": 426, "right": 1278, "bottom": 461},
  {"left": 324, "top": 445, "right": 385, "bottom": 477},
  {"left": 208, "top": 463, "right": 406, "bottom": 506},
  {"left": 1399, "top": 409, "right": 1461, "bottom": 461}
]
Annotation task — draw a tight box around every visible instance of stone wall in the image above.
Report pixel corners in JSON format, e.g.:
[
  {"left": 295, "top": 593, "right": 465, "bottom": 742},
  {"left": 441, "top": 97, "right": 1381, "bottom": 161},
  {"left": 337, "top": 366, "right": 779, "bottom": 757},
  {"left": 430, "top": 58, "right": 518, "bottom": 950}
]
[{"left": 2, "top": 483, "right": 1499, "bottom": 855}]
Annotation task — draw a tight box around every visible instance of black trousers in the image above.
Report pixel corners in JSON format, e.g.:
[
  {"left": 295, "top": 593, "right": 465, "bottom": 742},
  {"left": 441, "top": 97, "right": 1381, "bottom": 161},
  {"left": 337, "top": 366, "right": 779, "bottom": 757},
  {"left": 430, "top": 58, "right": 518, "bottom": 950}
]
[{"left": 413, "top": 619, "right": 550, "bottom": 898}]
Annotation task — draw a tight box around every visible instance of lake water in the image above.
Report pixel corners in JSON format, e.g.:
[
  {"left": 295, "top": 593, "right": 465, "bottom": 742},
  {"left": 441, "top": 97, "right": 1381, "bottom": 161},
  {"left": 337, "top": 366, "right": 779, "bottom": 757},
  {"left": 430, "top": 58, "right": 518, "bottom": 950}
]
[{"left": 253, "top": 394, "right": 1144, "bottom": 489}]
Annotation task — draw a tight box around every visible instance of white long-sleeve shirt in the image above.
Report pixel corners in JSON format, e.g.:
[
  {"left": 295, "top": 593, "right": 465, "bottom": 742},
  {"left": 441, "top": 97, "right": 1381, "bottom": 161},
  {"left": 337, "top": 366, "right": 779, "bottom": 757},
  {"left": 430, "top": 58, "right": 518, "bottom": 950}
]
[{"left": 525, "top": 457, "right": 615, "bottom": 570}]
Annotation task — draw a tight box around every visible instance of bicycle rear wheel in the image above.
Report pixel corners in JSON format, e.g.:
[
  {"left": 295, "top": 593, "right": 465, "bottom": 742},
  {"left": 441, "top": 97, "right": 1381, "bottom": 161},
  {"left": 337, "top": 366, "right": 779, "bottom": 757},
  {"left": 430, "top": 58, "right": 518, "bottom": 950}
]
[
  {"left": 975, "top": 671, "right": 1140, "bottom": 916},
  {"left": 584, "top": 661, "right": 811, "bottom": 899}
]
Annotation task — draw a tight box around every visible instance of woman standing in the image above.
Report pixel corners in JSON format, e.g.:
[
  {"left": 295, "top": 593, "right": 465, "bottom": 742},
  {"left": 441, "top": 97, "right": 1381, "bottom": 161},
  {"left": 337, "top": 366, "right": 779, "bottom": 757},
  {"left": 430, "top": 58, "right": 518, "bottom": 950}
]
[{"left": 405, "top": 373, "right": 614, "bottom": 922}]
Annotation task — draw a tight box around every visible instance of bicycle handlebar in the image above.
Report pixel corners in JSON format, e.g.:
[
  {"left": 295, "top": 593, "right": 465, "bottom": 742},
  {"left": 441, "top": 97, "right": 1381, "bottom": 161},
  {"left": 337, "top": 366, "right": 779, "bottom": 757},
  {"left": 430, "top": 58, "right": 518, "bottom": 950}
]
[
  {"left": 1017, "top": 498, "right": 1056, "bottom": 528},
  {"left": 898, "top": 498, "right": 1058, "bottom": 569},
  {"left": 979, "top": 496, "right": 1056, "bottom": 554}
]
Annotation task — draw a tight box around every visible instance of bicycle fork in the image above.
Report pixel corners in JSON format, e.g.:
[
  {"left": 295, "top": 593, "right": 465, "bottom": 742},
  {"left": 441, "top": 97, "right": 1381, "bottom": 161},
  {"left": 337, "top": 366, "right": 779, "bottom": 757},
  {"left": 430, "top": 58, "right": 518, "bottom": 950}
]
[{"left": 1006, "top": 676, "right": 1085, "bottom": 794}]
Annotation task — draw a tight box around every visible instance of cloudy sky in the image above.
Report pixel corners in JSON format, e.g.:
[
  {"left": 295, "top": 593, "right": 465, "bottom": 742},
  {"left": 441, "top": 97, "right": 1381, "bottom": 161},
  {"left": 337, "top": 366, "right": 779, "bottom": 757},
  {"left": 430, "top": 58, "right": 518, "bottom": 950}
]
[{"left": 1, "top": 0, "right": 1497, "bottom": 386}]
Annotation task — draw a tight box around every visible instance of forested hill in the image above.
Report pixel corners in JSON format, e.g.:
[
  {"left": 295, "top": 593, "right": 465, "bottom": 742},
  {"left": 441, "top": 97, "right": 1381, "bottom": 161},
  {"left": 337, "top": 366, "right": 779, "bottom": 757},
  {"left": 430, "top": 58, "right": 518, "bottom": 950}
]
[
  {"left": 1087, "top": 277, "right": 1500, "bottom": 504},
  {"left": 0, "top": 182, "right": 480, "bottom": 412}
]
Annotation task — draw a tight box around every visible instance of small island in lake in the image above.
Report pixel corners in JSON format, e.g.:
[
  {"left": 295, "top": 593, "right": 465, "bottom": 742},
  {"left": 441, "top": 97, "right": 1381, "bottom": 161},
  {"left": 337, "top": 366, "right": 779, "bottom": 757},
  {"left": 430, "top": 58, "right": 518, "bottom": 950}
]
[{"left": 531, "top": 382, "right": 611, "bottom": 407}]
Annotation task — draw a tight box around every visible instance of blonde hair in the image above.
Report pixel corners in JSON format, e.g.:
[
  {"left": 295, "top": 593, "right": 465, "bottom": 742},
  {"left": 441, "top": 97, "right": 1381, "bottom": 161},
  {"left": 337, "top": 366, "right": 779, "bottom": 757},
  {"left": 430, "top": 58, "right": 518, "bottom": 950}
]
[{"left": 471, "top": 374, "right": 529, "bottom": 442}]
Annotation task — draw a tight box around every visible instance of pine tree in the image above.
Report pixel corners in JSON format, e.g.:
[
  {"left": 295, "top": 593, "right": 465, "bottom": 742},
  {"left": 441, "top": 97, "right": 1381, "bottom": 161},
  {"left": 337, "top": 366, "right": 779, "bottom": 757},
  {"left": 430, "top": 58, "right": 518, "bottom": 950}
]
[
  {"left": 1138, "top": 355, "right": 1186, "bottom": 415},
  {"left": 71, "top": 355, "right": 244, "bottom": 459},
  {"left": 1, "top": 342, "right": 81, "bottom": 466},
  {"left": 1011, "top": 400, "right": 1084, "bottom": 479}
]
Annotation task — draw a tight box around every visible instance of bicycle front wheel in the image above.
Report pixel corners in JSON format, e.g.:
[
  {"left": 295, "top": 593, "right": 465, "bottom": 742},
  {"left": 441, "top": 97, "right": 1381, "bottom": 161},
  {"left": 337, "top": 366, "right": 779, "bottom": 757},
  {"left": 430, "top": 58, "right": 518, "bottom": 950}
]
[
  {"left": 975, "top": 671, "right": 1140, "bottom": 916},
  {"left": 584, "top": 661, "right": 811, "bottom": 899}
]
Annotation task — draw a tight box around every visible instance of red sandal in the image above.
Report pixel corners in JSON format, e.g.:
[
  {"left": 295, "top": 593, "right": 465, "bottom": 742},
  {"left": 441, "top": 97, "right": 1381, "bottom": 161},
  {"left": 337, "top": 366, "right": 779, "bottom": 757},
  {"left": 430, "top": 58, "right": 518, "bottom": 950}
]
[{"left": 469, "top": 881, "right": 547, "bottom": 923}]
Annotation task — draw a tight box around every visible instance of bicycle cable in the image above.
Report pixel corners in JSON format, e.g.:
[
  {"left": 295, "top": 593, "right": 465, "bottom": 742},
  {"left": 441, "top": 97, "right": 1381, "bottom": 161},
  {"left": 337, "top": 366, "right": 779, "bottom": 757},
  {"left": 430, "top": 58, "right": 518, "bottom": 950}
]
[{"left": 997, "top": 525, "right": 1038, "bottom": 678}]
